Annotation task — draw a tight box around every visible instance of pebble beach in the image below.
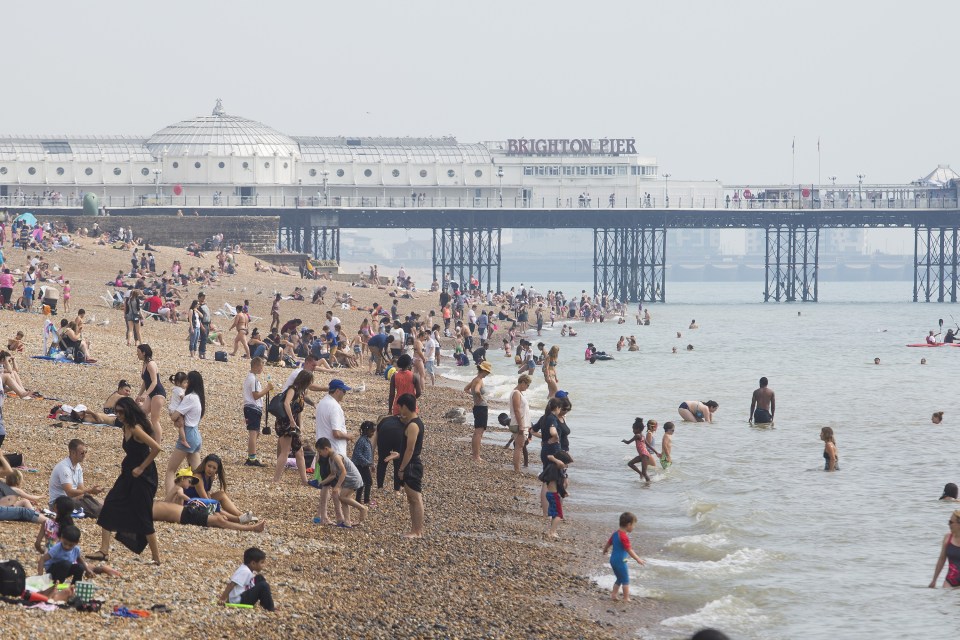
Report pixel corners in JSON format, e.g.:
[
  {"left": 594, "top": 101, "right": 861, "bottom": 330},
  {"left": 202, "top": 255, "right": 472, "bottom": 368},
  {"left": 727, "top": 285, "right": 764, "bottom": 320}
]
[{"left": 0, "top": 231, "right": 651, "bottom": 639}]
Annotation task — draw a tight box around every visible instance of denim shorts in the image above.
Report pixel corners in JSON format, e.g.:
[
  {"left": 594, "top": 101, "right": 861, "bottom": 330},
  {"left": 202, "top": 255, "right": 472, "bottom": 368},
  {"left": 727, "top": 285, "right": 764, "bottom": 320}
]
[{"left": 176, "top": 425, "right": 203, "bottom": 453}]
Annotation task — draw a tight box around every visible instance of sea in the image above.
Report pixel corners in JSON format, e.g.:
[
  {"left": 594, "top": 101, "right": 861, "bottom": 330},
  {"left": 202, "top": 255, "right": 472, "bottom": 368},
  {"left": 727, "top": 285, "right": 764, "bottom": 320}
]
[{"left": 438, "top": 280, "right": 959, "bottom": 640}]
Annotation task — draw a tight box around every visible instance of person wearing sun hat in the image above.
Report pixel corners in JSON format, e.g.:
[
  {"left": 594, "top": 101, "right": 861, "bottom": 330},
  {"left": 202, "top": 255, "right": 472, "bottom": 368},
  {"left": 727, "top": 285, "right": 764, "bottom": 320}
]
[{"left": 464, "top": 360, "right": 492, "bottom": 462}]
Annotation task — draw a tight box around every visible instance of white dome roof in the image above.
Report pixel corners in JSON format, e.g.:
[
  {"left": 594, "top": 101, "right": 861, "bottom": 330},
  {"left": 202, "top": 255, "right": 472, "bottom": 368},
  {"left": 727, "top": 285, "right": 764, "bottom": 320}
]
[{"left": 145, "top": 100, "right": 300, "bottom": 159}]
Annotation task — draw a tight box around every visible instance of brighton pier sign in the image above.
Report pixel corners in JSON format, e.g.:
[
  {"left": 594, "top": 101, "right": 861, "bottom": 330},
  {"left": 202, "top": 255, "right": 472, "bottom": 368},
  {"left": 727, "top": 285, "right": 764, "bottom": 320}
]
[{"left": 506, "top": 138, "right": 636, "bottom": 155}]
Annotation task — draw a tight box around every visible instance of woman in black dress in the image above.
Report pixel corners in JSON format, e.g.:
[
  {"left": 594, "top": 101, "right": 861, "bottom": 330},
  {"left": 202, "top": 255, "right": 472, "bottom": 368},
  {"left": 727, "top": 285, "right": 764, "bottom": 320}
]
[{"left": 87, "top": 397, "right": 162, "bottom": 564}]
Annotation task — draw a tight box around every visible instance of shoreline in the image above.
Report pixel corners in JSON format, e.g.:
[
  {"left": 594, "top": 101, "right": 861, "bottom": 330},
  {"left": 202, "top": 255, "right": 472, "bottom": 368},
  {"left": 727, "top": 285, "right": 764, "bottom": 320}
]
[{"left": 0, "top": 236, "right": 666, "bottom": 638}]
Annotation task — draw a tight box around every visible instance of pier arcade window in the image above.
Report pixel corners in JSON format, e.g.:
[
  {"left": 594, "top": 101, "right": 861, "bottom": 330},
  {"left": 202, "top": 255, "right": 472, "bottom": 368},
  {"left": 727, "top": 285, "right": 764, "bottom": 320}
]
[
  {"left": 218, "top": 162, "right": 225, "bottom": 169},
  {"left": 309, "top": 169, "right": 317, "bottom": 177},
  {"left": 41, "top": 141, "right": 71, "bottom": 155},
  {"left": 283, "top": 162, "right": 288, "bottom": 169},
  {"left": 194, "top": 162, "right": 201, "bottom": 169},
  {"left": 392, "top": 169, "right": 400, "bottom": 177},
  {"left": 242, "top": 162, "right": 249, "bottom": 169},
  {"left": 113, "top": 168, "right": 122, "bottom": 176},
  {"left": 56, "top": 167, "right": 65, "bottom": 176},
  {"left": 364, "top": 169, "right": 373, "bottom": 177},
  {"left": 264, "top": 162, "right": 270, "bottom": 168},
  {"left": 420, "top": 169, "right": 428, "bottom": 178},
  {"left": 84, "top": 168, "right": 93, "bottom": 175},
  {"left": 0, "top": 167, "right": 6, "bottom": 175},
  {"left": 336, "top": 169, "right": 344, "bottom": 177},
  {"left": 28, "top": 167, "right": 36, "bottom": 175},
  {"left": 447, "top": 169, "right": 455, "bottom": 177},
  {"left": 172, "top": 162, "right": 179, "bottom": 168},
  {"left": 474, "top": 169, "right": 483, "bottom": 177},
  {"left": 141, "top": 168, "right": 150, "bottom": 176}
]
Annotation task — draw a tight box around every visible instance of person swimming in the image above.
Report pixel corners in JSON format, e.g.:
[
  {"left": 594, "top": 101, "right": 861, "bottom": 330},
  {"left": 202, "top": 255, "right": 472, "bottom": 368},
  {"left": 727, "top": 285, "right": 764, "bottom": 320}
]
[
  {"left": 933, "top": 412, "right": 944, "bottom": 424},
  {"left": 940, "top": 483, "right": 959, "bottom": 502},
  {"left": 821, "top": 427, "right": 838, "bottom": 471}
]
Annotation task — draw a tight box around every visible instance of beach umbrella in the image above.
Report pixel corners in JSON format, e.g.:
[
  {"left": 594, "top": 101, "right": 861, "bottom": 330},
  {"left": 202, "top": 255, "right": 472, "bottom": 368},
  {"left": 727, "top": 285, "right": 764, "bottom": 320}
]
[{"left": 15, "top": 212, "right": 37, "bottom": 226}]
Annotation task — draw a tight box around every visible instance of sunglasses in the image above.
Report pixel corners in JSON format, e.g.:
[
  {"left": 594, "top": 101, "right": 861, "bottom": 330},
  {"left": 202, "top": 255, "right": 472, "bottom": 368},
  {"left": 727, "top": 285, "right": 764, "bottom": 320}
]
[{"left": 951, "top": 520, "right": 960, "bottom": 526}]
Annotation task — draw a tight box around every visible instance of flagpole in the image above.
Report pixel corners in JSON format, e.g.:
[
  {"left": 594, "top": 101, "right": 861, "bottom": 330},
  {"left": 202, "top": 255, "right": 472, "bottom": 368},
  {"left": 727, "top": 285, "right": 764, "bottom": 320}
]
[{"left": 818, "top": 137, "right": 821, "bottom": 188}]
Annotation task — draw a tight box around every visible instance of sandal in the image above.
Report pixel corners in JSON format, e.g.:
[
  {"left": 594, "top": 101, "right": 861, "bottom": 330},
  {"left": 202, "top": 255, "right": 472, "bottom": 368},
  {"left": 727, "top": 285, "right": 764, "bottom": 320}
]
[{"left": 85, "top": 551, "right": 109, "bottom": 562}]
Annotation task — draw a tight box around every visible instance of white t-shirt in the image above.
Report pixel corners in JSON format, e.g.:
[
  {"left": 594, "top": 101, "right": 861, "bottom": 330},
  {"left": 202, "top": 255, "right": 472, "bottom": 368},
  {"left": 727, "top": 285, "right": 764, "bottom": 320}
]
[
  {"left": 389, "top": 327, "right": 405, "bottom": 350},
  {"left": 49, "top": 457, "right": 82, "bottom": 504},
  {"left": 315, "top": 393, "right": 347, "bottom": 456},
  {"left": 243, "top": 372, "right": 263, "bottom": 409},
  {"left": 228, "top": 564, "right": 256, "bottom": 604},
  {"left": 468, "top": 308, "right": 477, "bottom": 324},
  {"left": 328, "top": 316, "right": 342, "bottom": 330},
  {"left": 168, "top": 386, "right": 185, "bottom": 415},
  {"left": 283, "top": 367, "right": 303, "bottom": 393},
  {"left": 176, "top": 392, "right": 203, "bottom": 427}
]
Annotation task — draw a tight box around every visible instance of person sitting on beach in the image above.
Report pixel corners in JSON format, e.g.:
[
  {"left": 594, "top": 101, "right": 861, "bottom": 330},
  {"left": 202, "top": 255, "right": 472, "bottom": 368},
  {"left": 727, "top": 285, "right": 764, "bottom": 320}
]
[
  {"left": 218, "top": 546, "right": 276, "bottom": 611},
  {"left": 35, "top": 496, "right": 120, "bottom": 578},
  {"left": 186, "top": 454, "right": 256, "bottom": 523},
  {"left": 678, "top": 400, "right": 718, "bottom": 423},
  {"left": 0, "top": 351, "right": 38, "bottom": 399},
  {"left": 58, "top": 320, "right": 91, "bottom": 361},
  {"left": 2, "top": 469, "right": 44, "bottom": 507},
  {"left": 37, "top": 524, "right": 94, "bottom": 585},
  {"left": 7, "top": 331, "right": 25, "bottom": 353},
  {"left": 103, "top": 379, "right": 133, "bottom": 415}
]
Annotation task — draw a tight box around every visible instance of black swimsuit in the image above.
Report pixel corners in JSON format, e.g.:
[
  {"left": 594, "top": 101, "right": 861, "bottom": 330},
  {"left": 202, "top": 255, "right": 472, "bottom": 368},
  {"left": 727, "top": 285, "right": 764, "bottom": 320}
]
[{"left": 142, "top": 366, "right": 166, "bottom": 399}]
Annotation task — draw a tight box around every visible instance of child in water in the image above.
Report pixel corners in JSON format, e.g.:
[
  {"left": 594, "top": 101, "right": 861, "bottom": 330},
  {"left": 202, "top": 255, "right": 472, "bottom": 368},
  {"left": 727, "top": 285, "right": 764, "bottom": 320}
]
[
  {"left": 602, "top": 512, "right": 645, "bottom": 602},
  {"left": 623, "top": 418, "right": 655, "bottom": 482},
  {"left": 821, "top": 427, "right": 838, "bottom": 471},
  {"left": 660, "top": 422, "right": 674, "bottom": 469}
]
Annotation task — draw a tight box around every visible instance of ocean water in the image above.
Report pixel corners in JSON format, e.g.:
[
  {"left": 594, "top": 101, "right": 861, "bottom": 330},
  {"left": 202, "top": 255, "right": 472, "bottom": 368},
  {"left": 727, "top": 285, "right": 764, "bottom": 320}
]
[{"left": 441, "top": 281, "right": 960, "bottom": 640}]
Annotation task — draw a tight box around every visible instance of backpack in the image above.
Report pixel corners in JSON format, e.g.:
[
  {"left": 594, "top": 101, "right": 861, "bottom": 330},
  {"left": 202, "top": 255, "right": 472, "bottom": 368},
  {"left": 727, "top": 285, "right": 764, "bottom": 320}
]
[
  {"left": 214, "top": 351, "right": 228, "bottom": 362},
  {"left": 0, "top": 559, "right": 25, "bottom": 597}
]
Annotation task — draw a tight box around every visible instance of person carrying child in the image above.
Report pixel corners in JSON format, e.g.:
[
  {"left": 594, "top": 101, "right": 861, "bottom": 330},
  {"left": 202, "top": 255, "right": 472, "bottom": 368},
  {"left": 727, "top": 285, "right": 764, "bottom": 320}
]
[
  {"left": 38, "top": 524, "right": 93, "bottom": 585},
  {"left": 351, "top": 421, "right": 376, "bottom": 506},
  {"left": 602, "top": 512, "right": 646, "bottom": 602},
  {"left": 540, "top": 450, "right": 572, "bottom": 538},
  {"left": 314, "top": 437, "right": 367, "bottom": 527},
  {"left": 218, "top": 546, "right": 276, "bottom": 611}
]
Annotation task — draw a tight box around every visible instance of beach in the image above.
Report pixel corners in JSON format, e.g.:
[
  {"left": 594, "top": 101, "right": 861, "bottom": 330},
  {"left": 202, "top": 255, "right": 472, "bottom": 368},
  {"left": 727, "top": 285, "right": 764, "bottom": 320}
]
[{"left": 0, "top": 232, "right": 647, "bottom": 639}]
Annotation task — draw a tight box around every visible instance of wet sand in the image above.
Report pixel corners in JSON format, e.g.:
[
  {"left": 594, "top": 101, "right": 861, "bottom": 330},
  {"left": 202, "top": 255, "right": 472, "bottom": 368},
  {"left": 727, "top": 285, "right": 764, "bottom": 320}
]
[{"left": 0, "top": 234, "right": 662, "bottom": 638}]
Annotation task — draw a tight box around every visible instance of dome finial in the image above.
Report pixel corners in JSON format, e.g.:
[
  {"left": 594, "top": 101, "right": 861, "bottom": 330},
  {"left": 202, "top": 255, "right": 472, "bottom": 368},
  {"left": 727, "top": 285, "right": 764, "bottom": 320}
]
[{"left": 212, "top": 98, "right": 225, "bottom": 116}]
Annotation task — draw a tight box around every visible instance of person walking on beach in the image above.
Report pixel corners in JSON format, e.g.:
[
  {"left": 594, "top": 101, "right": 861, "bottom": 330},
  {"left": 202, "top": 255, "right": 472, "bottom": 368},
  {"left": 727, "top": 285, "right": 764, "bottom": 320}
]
[
  {"left": 465, "top": 361, "right": 492, "bottom": 462},
  {"left": 749, "top": 377, "right": 775, "bottom": 424},
  {"left": 243, "top": 357, "right": 273, "bottom": 467},
  {"left": 197, "top": 292, "right": 212, "bottom": 360},
  {"left": 602, "top": 512, "right": 645, "bottom": 602},
  {"left": 89, "top": 397, "right": 161, "bottom": 565},
  {"left": 396, "top": 393, "right": 425, "bottom": 538},
  {"left": 270, "top": 293, "right": 281, "bottom": 334},
  {"left": 136, "top": 344, "right": 166, "bottom": 442},
  {"left": 928, "top": 509, "right": 960, "bottom": 588},
  {"left": 272, "top": 370, "right": 312, "bottom": 486},
  {"left": 229, "top": 305, "right": 251, "bottom": 358},
  {"left": 124, "top": 289, "right": 143, "bottom": 346},
  {"left": 821, "top": 427, "right": 838, "bottom": 471}
]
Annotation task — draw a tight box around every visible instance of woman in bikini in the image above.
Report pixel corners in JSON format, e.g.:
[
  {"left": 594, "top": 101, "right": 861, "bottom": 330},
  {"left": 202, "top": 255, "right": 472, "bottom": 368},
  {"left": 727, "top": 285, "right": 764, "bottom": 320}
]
[
  {"left": 678, "top": 400, "right": 719, "bottom": 423},
  {"left": 929, "top": 510, "right": 960, "bottom": 588},
  {"left": 229, "top": 305, "right": 251, "bottom": 358},
  {"left": 543, "top": 345, "right": 560, "bottom": 398},
  {"left": 821, "top": 427, "right": 839, "bottom": 471}
]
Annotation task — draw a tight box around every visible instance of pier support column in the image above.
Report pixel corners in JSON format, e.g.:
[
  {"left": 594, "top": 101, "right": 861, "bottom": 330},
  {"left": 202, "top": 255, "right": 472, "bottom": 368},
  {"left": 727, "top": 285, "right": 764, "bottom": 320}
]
[
  {"left": 914, "top": 226, "right": 958, "bottom": 302},
  {"left": 432, "top": 227, "right": 502, "bottom": 293},
  {"left": 764, "top": 226, "right": 819, "bottom": 302},
  {"left": 277, "top": 223, "right": 340, "bottom": 262},
  {"left": 593, "top": 227, "right": 666, "bottom": 303}
]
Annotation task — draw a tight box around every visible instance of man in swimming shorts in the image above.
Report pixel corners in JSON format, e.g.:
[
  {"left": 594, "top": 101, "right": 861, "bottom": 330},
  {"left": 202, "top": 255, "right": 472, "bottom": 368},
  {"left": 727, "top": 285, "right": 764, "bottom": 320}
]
[{"left": 749, "top": 377, "right": 775, "bottom": 424}]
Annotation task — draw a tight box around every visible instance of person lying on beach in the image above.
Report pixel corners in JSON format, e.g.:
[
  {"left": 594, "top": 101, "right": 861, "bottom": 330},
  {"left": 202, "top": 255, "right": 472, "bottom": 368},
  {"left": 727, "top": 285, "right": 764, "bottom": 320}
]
[
  {"left": 3, "top": 470, "right": 44, "bottom": 505},
  {"left": 7, "top": 331, "right": 25, "bottom": 353},
  {"left": 49, "top": 403, "right": 120, "bottom": 426},
  {"left": 153, "top": 494, "right": 266, "bottom": 532},
  {"left": 103, "top": 379, "right": 133, "bottom": 414}
]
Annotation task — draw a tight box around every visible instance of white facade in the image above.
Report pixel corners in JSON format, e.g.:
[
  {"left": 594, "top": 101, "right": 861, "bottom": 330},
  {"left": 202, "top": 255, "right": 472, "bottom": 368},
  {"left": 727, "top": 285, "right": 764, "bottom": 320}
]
[{"left": 0, "top": 101, "right": 721, "bottom": 209}]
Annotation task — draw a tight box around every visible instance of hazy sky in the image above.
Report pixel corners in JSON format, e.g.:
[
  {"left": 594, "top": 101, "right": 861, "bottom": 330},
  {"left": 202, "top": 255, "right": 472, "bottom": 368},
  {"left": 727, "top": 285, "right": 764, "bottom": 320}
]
[{"left": 6, "top": 0, "right": 957, "bottom": 189}]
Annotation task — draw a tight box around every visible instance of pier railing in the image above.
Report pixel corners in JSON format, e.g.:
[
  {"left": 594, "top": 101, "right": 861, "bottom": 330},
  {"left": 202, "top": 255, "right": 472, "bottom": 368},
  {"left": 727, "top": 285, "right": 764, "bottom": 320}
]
[{"left": 1, "top": 193, "right": 957, "bottom": 211}]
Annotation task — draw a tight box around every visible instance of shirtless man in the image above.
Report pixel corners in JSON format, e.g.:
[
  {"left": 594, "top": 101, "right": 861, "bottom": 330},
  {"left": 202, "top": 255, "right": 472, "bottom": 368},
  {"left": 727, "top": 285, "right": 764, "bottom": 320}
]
[
  {"left": 749, "top": 377, "right": 775, "bottom": 424},
  {"left": 229, "top": 305, "right": 251, "bottom": 358}
]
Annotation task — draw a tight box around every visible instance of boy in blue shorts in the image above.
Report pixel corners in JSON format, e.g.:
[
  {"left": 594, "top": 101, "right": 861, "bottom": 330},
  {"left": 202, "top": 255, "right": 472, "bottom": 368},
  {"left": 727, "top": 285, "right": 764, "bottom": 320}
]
[{"left": 602, "top": 512, "right": 645, "bottom": 601}]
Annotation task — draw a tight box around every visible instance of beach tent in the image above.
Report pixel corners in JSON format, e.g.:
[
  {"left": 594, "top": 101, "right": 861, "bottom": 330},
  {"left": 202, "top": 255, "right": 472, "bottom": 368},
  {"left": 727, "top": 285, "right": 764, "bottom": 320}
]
[{"left": 14, "top": 212, "right": 37, "bottom": 226}]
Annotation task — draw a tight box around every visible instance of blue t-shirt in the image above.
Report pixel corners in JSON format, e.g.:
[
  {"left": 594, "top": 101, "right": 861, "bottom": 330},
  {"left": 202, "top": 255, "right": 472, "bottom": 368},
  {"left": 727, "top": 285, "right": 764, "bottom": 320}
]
[
  {"left": 45, "top": 541, "right": 80, "bottom": 570},
  {"left": 351, "top": 435, "right": 373, "bottom": 467},
  {"left": 368, "top": 333, "right": 388, "bottom": 349}
]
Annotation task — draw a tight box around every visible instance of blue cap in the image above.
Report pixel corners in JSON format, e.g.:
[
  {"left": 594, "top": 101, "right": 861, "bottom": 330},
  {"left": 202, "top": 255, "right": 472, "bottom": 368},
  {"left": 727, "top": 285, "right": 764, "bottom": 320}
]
[
  {"left": 555, "top": 390, "right": 569, "bottom": 399},
  {"left": 329, "top": 379, "right": 351, "bottom": 392}
]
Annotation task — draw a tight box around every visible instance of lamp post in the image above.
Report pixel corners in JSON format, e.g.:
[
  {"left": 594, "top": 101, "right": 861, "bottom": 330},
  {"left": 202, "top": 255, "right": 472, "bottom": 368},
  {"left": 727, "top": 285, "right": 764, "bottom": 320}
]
[
  {"left": 497, "top": 166, "right": 504, "bottom": 207},
  {"left": 857, "top": 173, "right": 865, "bottom": 208},
  {"left": 321, "top": 170, "right": 330, "bottom": 205},
  {"left": 663, "top": 173, "right": 672, "bottom": 208},
  {"left": 829, "top": 175, "right": 837, "bottom": 187}
]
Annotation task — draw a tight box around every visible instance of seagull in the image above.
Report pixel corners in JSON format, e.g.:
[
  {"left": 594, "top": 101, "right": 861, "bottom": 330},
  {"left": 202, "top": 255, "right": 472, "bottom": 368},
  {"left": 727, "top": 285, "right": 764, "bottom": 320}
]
[
  {"left": 96, "top": 319, "right": 109, "bottom": 327},
  {"left": 354, "top": 382, "right": 366, "bottom": 393}
]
